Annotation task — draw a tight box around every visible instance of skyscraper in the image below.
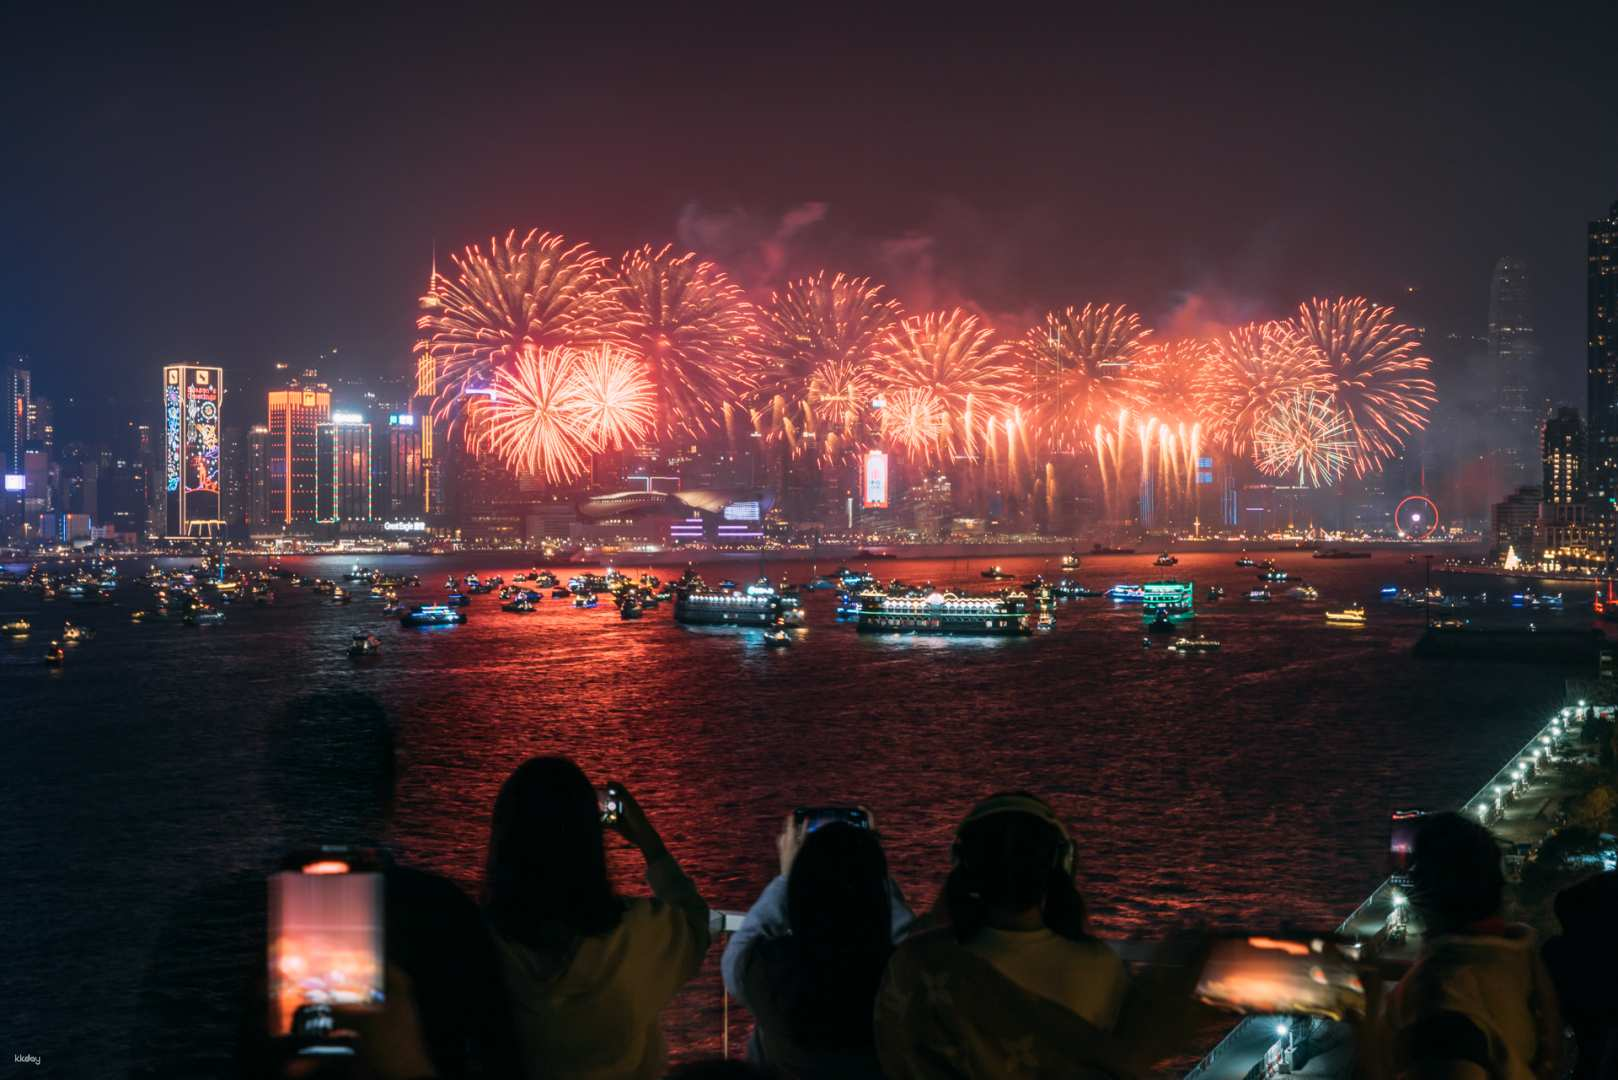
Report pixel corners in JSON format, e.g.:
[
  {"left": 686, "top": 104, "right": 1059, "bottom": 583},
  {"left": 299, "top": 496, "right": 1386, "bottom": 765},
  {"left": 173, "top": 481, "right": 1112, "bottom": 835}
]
[
  {"left": 244, "top": 425, "right": 271, "bottom": 530},
  {"left": 1489, "top": 257, "right": 1539, "bottom": 492},
  {"left": 3, "top": 355, "right": 31, "bottom": 474},
  {"left": 1590, "top": 201, "right": 1618, "bottom": 508},
  {"left": 162, "top": 364, "right": 225, "bottom": 539},
  {"left": 383, "top": 413, "right": 423, "bottom": 520},
  {"left": 266, "top": 379, "right": 331, "bottom": 527},
  {"left": 316, "top": 412, "right": 373, "bottom": 524},
  {"left": 413, "top": 264, "right": 445, "bottom": 518},
  {"left": 1541, "top": 407, "right": 1585, "bottom": 505}
]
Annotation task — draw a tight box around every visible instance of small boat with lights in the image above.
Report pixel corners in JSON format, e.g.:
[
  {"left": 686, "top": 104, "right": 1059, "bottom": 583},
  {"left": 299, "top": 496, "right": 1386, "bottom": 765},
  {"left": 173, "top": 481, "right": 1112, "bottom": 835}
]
[
  {"left": 1260, "top": 568, "right": 1290, "bottom": 582},
  {"left": 980, "top": 565, "right": 1014, "bottom": 580},
  {"left": 1291, "top": 584, "right": 1320, "bottom": 600},
  {"left": 3, "top": 617, "right": 30, "bottom": 637},
  {"left": 1247, "top": 587, "right": 1271, "bottom": 602},
  {"left": 1206, "top": 585, "right": 1225, "bottom": 601},
  {"left": 347, "top": 633, "right": 381, "bottom": 658},
  {"left": 44, "top": 640, "right": 64, "bottom": 664},
  {"left": 1235, "top": 555, "right": 1257, "bottom": 567},
  {"left": 1106, "top": 583, "right": 1145, "bottom": 602},
  {"left": 62, "top": 622, "right": 94, "bottom": 642},
  {"left": 853, "top": 589, "right": 1032, "bottom": 635},
  {"left": 1325, "top": 605, "right": 1367, "bottom": 625},
  {"left": 675, "top": 580, "right": 804, "bottom": 627},
  {"left": 445, "top": 592, "right": 471, "bottom": 607},
  {"left": 619, "top": 597, "right": 643, "bottom": 620},
  {"left": 1051, "top": 579, "right": 1102, "bottom": 598},
  {"left": 1154, "top": 553, "right": 1178, "bottom": 567},
  {"left": 573, "top": 594, "right": 599, "bottom": 609},
  {"left": 1061, "top": 553, "right": 1081, "bottom": 570},
  {"left": 400, "top": 603, "right": 466, "bottom": 627},
  {"left": 764, "top": 626, "right": 792, "bottom": 647},
  {"left": 185, "top": 607, "right": 225, "bottom": 625},
  {"left": 1167, "top": 635, "right": 1221, "bottom": 653},
  {"left": 502, "top": 596, "right": 538, "bottom": 613}
]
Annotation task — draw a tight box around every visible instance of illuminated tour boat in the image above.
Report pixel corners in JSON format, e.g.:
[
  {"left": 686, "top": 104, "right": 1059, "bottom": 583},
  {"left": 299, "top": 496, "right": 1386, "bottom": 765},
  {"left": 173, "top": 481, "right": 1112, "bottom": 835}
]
[
  {"left": 399, "top": 603, "right": 467, "bottom": 627},
  {"left": 1140, "top": 580, "right": 1195, "bottom": 624},
  {"left": 853, "top": 589, "right": 1032, "bottom": 635},
  {"left": 673, "top": 579, "right": 804, "bottom": 627},
  {"left": 1324, "top": 605, "right": 1367, "bottom": 625}
]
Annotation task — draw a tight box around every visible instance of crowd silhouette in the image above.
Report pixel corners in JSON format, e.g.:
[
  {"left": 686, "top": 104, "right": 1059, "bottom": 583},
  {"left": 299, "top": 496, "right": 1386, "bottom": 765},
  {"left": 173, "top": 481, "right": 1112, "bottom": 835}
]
[{"left": 129, "top": 692, "right": 1617, "bottom": 1079}]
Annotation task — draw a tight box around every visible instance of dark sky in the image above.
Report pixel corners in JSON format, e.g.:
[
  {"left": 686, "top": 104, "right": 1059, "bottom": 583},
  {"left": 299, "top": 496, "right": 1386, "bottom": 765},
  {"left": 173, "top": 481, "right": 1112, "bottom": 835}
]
[{"left": 4, "top": 4, "right": 1616, "bottom": 431}]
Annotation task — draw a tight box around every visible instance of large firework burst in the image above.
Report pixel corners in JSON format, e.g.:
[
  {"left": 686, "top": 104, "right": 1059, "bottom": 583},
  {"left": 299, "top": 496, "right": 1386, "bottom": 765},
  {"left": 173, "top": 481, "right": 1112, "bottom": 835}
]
[
  {"left": 880, "top": 309, "right": 1017, "bottom": 463},
  {"left": 430, "top": 229, "right": 616, "bottom": 429},
  {"left": 470, "top": 345, "right": 596, "bottom": 486},
  {"left": 1253, "top": 390, "right": 1355, "bottom": 488},
  {"left": 879, "top": 387, "right": 949, "bottom": 461},
  {"left": 1291, "top": 297, "right": 1436, "bottom": 474},
  {"left": 610, "top": 244, "right": 756, "bottom": 443},
  {"left": 754, "top": 272, "right": 901, "bottom": 456},
  {"left": 1196, "top": 321, "right": 1329, "bottom": 458},
  {"left": 568, "top": 344, "right": 656, "bottom": 451},
  {"left": 1019, "top": 304, "right": 1152, "bottom": 454},
  {"left": 1136, "top": 338, "right": 1217, "bottom": 422}
]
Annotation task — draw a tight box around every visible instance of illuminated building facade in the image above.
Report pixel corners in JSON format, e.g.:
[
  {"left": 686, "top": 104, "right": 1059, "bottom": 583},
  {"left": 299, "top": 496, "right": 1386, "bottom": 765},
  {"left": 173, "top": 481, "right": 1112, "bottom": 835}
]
[
  {"left": 162, "top": 364, "right": 225, "bottom": 539},
  {"left": 1588, "top": 201, "right": 1618, "bottom": 508},
  {"left": 244, "top": 425, "right": 271, "bottom": 530},
  {"left": 3, "top": 356, "right": 30, "bottom": 474},
  {"left": 413, "top": 266, "right": 444, "bottom": 518},
  {"left": 383, "top": 413, "right": 423, "bottom": 520},
  {"left": 1489, "top": 258, "right": 1539, "bottom": 494},
  {"left": 1542, "top": 407, "right": 1585, "bottom": 505},
  {"left": 316, "top": 413, "right": 373, "bottom": 523},
  {"left": 266, "top": 381, "right": 331, "bottom": 527}
]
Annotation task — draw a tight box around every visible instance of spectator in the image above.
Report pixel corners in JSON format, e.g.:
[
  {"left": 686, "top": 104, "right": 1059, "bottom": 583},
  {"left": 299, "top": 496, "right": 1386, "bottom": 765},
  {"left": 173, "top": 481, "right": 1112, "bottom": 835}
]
[
  {"left": 129, "top": 690, "right": 514, "bottom": 1079},
  {"left": 483, "top": 757, "right": 710, "bottom": 1080},
  {"left": 874, "top": 792, "right": 1137, "bottom": 1078},
  {"left": 1541, "top": 870, "right": 1618, "bottom": 1079},
  {"left": 1380, "top": 812, "right": 1562, "bottom": 1079},
  {"left": 722, "top": 815, "right": 913, "bottom": 1078}
]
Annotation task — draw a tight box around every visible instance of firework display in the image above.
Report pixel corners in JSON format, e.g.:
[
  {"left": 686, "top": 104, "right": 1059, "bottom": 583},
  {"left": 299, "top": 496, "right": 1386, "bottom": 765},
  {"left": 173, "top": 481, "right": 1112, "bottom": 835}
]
[
  {"left": 1253, "top": 390, "right": 1356, "bottom": 488},
  {"left": 422, "top": 230, "right": 1435, "bottom": 498}
]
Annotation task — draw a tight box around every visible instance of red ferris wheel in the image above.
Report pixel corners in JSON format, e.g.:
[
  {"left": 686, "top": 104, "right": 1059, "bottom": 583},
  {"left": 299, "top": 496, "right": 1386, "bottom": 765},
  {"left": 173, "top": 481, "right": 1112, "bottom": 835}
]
[{"left": 1395, "top": 495, "right": 1439, "bottom": 539}]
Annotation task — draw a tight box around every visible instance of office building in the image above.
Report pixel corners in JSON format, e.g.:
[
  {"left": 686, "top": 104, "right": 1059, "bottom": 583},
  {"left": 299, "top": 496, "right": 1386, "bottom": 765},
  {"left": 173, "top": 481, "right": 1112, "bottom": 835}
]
[
  {"left": 1491, "top": 485, "right": 1541, "bottom": 562},
  {"left": 162, "top": 364, "right": 226, "bottom": 539},
  {"left": 414, "top": 265, "right": 445, "bottom": 517},
  {"left": 243, "top": 425, "right": 271, "bottom": 530},
  {"left": 266, "top": 379, "right": 331, "bottom": 527},
  {"left": 382, "top": 413, "right": 423, "bottom": 520},
  {"left": 1489, "top": 257, "right": 1539, "bottom": 494},
  {"left": 1541, "top": 407, "right": 1585, "bottom": 505},
  {"left": 3, "top": 355, "right": 30, "bottom": 473},
  {"left": 1588, "top": 201, "right": 1618, "bottom": 507},
  {"left": 316, "top": 412, "right": 373, "bottom": 524}
]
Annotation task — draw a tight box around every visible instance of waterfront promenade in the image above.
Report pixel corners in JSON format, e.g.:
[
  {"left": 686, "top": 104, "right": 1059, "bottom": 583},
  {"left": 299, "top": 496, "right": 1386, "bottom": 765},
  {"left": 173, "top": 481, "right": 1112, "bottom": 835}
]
[{"left": 1185, "top": 703, "right": 1598, "bottom": 1079}]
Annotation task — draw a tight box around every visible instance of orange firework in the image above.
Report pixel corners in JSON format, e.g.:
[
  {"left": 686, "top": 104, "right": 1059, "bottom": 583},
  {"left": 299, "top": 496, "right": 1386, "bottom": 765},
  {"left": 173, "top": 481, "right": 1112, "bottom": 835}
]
[
  {"left": 880, "top": 309, "right": 1017, "bottom": 463},
  {"left": 471, "top": 345, "right": 596, "bottom": 486},
  {"left": 1019, "top": 304, "right": 1152, "bottom": 454},
  {"left": 1291, "top": 297, "right": 1436, "bottom": 474},
  {"left": 610, "top": 244, "right": 756, "bottom": 443},
  {"left": 879, "top": 387, "right": 949, "bottom": 460},
  {"left": 754, "top": 272, "right": 902, "bottom": 457},
  {"left": 1196, "top": 321, "right": 1328, "bottom": 458},
  {"left": 568, "top": 343, "right": 656, "bottom": 451},
  {"left": 430, "top": 229, "right": 617, "bottom": 429},
  {"left": 1137, "top": 338, "right": 1217, "bottom": 421}
]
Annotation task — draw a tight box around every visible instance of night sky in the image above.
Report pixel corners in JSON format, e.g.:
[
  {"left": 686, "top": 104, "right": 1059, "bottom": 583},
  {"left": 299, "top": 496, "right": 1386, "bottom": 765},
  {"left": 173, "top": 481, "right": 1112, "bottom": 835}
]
[{"left": 4, "top": 5, "right": 1615, "bottom": 430}]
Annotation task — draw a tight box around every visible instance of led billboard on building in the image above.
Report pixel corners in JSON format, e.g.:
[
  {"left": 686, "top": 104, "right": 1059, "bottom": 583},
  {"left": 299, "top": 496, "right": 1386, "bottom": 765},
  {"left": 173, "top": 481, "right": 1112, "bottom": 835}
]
[{"left": 862, "top": 450, "right": 889, "bottom": 508}]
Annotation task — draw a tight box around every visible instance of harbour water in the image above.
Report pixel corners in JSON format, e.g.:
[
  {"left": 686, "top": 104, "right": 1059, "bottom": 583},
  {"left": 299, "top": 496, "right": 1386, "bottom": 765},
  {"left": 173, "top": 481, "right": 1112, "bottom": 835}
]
[{"left": 0, "top": 549, "right": 1590, "bottom": 1073}]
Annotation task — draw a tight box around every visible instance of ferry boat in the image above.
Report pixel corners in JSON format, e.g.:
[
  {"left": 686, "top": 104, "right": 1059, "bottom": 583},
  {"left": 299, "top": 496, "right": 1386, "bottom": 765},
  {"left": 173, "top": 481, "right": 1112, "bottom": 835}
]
[
  {"left": 981, "top": 565, "right": 1014, "bottom": 580},
  {"left": 3, "top": 617, "right": 29, "bottom": 637},
  {"left": 1167, "top": 635, "right": 1221, "bottom": 653},
  {"left": 1324, "top": 605, "right": 1367, "bottom": 625},
  {"left": 853, "top": 589, "right": 1032, "bottom": 635},
  {"left": 400, "top": 603, "right": 466, "bottom": 627},
  {"left": 1154, "top": 553, "right": 1178, "bottom": 567},
  {"left": 1141, "top": 580, "right": 1195, "bottom": 623},
  {"left": 1106, "top": 583, "right": 1145, "bottom": 602},
  {"left": 675, "top": 580, "right": 804, "bottom": 627},
  {"left": 835, "top": 567, "right": 875, "bottom": 588},
  {"left": 1247, "top": 587, "right": 1271, "bottom": 602}
]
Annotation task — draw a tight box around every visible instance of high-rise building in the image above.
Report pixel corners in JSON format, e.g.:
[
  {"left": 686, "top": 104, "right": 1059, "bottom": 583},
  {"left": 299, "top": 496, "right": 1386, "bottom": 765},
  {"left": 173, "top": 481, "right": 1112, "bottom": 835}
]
[
  {"left": 266, "top": 380, "right": 331, "bottom": 527},
  {"left": 1591, "top": 201, "right": 1618, "bottom": 509},
  {"left": 316, "top": 412, "right": 373, "bottom": 524},
  {"left": 383, "top": 413, "right": 423, "bottom": 520},
  {"left": 1541, "top": 407, "right": 1585, "bottom": 505},
  {"left": 3, "top": 355, "right": 30, "bottom": 474},
  {"left": 413, "top": 265, "right": 445, "bottom": 518},
  {"left": 244, "top": 425, "right": 271, "bottom": 530},
  {"left": 1489, "top": 257, "right": 1539, "bottom": 493},
  {"left": 162, "top": 364, "right": 225, "bottom": 539}
]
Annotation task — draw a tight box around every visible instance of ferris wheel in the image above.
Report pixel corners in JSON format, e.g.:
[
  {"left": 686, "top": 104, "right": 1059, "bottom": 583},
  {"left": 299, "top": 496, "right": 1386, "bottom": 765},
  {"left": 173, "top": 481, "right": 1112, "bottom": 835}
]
[{"left": 1395, "top": 495, "right": 1439, "bottom": 539}]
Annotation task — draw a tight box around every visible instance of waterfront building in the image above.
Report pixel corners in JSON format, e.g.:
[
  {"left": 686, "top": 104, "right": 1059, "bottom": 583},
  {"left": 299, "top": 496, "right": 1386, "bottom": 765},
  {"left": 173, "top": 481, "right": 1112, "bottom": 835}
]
[
  {"left": 1491, "top": 484, "right": 1541, "bottom": 563},
  {"left": 1489, "top": 257, "right": 1539, "bottom": 496},
  {"left": 266, "top": 379, "right": 331, "bottom": 528},
  {"left": 382, "top": 413, "right": 423, "bottom": 521},
  {"left": 1542, "top": 407, "right": 1585, "bottom": 505},
  {"left": 243, "top": 425, "right": 271, "bottom": 531},
  {"left": 161, "top": 364, "right": 226, "bottom": 539},
  {"left": 413, "top": 265, "right": 446, "bottom": 519},
  {"left": 1587, "top": 201, "right": 1618, "bottom": 509},
  {"left": 316, "top": 412, "right": 373, "bottom": 524},
  {"left": 2, "top": 355, "right": 30, "bottom": 474}
]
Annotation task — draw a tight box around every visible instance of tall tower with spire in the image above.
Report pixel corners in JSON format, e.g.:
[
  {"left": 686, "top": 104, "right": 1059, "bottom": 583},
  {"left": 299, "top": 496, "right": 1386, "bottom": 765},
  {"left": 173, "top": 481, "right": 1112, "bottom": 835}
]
[{"left": 413, "top": 256, "right": 444, "bottom": 518}]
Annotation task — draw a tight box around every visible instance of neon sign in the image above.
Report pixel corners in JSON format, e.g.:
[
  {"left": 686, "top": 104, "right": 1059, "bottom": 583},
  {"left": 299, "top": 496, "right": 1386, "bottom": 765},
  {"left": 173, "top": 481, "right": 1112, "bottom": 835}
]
[{"left": 862, "top": 450, "right": 889, "bottom": 509}]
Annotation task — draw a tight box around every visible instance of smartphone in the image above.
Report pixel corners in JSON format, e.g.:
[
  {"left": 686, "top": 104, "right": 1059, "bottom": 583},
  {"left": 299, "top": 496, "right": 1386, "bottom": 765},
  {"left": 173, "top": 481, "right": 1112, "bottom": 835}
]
[
  {"left": 598, "top": 785, "right": 623, "bottom": 826},
  {"left": 1389, "top": 808, "right": 1425, "bottom": 884},
  {"left": 268, "top": 849, "right": 386, "bottom": 1042},
  {"left": 1193, "top": 933, "right": 1365, "bottom": 1021},
  {"left": 793, "top": 806, "right": 871, "bottom": 833}
]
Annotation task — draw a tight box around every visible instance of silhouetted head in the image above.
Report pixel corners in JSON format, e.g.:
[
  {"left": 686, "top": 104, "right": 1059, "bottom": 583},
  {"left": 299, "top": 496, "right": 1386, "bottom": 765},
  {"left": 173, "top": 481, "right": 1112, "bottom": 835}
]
[
  {"left": 663, "top": 1060, "right": 775, "bottom": 1080},
  {"left": 483, "top": 756, "right": 623, "bottom": 954},
  {"left": 264, "top": 690, "right": 396, "bottom": 845},
  {"left": 1408, "top": 812, "right": 1505, "bottom": 932},
  {"left": 776, "top": 822, "right": 894, "bottom": 1052},
  {"left": 945, "top": 791, "right": 1089, "bottom": 942}
]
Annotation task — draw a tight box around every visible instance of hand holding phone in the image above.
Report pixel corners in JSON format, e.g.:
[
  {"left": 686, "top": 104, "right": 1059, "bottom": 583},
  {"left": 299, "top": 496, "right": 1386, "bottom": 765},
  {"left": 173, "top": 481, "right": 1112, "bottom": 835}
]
[
  {"left": 268, "top": 850, "right": 386, "bottom": 1044},
  {"left": 792, "top": 806, "right": 872, "bottom": 833},
  {"left": 1193, "top": 933, "right": 1366, "bottom": 1021},
  {"left": 600, "top": 781, "right": 659, "bottom": 854}
]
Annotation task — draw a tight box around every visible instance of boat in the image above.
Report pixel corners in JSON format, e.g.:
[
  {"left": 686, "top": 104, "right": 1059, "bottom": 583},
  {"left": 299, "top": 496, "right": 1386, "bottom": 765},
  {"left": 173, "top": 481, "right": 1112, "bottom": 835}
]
[
  {"left": 852, "top": 589, "right": 1032, "bottom": 635},
  {"left": 835, "top": 567, "right": 876, "bottom": 588},
  {"left": 1206, "top": 586, "right": 1225, "bottom": 601},
  {"left": 619, "top": 598, "right": 643, "bottom": 620},
  {"left": 44, "top": 640, "right": 64, "bottom": 664},
  {"left": 1091, "top": 544, "right": 1136, "bottom": 555},
  {"left": 858, "top": 548, "right": 897, "bottom": 560},
  {"left": 1154, "top": 553, "right": 1178, "bottom": 567},
  {"left": 2, "top": 617, "right": 29, "bottom": 637},
  {"left": 1167, "top": 635, "right": 1221, "bottom": 653},
  {"left": 1313, "top": 548, "right": 1372, "bottom": 559},
  {"left": 61, "top": 622, "right": 94, "bottom": 642},
  {"left": 400, "top": 603, "right": 467, "bottom": 626},
  {"left": 381, "top": 601, "right": 403, "bottom": 615},
  {"left": 1260, "top": 569, "right": 1290, "bottom": 582},
  {"left": 1051, "top": 579, "right": 1102, "bottom": 598},
  {"left": 445, "top": 592, "right": 471, "bottom": 607},
  {"left": 1325, "top": 605, "right": 1367, "bottom": 625},
  {"left": 1291, "top": 584, "right": 1320, "bottom": 600},
  {"left": 501, "top": 597, "right": 538, "bottom": 613},
  {"left": 764, "top": 626, "right": 792, "bottom": 646},
  {"left": 1107, "top": 584, "right": 1144, "bottom": 602},
  {"left": 675, "top": 579, "right": 804, "bottom": 627},
  {"left": 333, "top": 586, "right": 352, "bottom": 604},
  {"left": 1247, "top": 587, "right": 1271, "bottom": 602},
  {"left": 718, "top": 579, "right": 739, "bottom": 590},
  {"left": 347, "top": 633, "right": 382, "bottom": 658},
  {"left": 1147, "top": 611, "right": 1177, "bottom": 634},
  {"left": 551, "top": 586, "right": 571, "bottom": 598},
  {"left": 1060, "top": 553, "right": 1081, "bottom": 570},
  {"left": 573, "top": 594, "right": 599, "bottom": 609},
  {"left": 1141, "top": 580, "right": 1196, "bottom": 624},
  {"left": 980, "top": 566, "right": 1014, "bottom": 580},
  {"left": 1235, "top": 555, "right": 1257, "bottom": 567},
  {"left": 130, "top": 609, "right": 155, "bottom": 622},
  {"left": 185, "top": 608, "right": 225, "bottom": 625}
]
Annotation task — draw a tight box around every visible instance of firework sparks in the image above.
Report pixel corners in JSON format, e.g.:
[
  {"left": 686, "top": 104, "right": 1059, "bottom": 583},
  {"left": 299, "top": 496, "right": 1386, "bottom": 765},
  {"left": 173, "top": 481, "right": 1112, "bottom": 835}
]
[
  {"left": 1197, "top": 321, "right": 1328, "bottom": 458},
  {"left": 1020, "top": 304, "right": 1152, "bottom": 454},
  {"left": 1292, "top": 297, "right": 1436, "bottom": 473},
  {"left": 1137, "top": 338, "right": 1216, "bottom": 421},
  {"left": 569, "top": 344, "right": 656, "bottom": 451},
  {"left": 754, "top": 272, "right": 902, "bottom": 456},
  {"left": 610, "top": 244, "right": 756, "bottom": 443},
  {"left": 1253, "top": 390, "right": 1355, "bottom": 488},
  {"left": 879, "top": 387, "right": 949, "bottom": 460},
  {"left": 430, "top": 229, "right": 616, "bottom": 428},
  {"left": 471, "top": 345, "right": 596, "bottom": 486},
  {"left": 880, "top": 309, "right": 1017, "bottom": 462}
]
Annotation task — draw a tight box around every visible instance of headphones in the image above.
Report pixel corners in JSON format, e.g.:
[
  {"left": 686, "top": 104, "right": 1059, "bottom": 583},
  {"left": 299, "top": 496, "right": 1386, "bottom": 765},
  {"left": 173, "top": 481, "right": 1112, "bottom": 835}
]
[{"left": 952, "top": 793, "right": 1076, "bottom": 877}]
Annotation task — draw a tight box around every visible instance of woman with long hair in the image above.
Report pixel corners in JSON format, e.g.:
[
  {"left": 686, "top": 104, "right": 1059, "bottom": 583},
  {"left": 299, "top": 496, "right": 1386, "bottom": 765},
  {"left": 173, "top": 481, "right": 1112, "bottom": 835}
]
[
  {"left": 722, "top": 814, "right": 913, "bottom": 1078},
  {"left": 483, "top": 756, "right": 710, "bottom": 1080}
]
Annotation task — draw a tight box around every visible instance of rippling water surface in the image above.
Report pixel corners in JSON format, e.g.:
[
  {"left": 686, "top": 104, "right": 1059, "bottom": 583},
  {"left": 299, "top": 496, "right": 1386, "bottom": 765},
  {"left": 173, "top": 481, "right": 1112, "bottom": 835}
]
[{"left": 0, "top": 549, "right": 1585, "bottom": 1073}]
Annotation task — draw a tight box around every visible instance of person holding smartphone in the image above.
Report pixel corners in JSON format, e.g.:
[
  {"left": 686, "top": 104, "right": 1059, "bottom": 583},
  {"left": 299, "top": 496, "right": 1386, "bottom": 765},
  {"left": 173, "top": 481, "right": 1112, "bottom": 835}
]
[
  {"left": 721, "top": 809, "right": 914, "bottom": 1078},
  {"left": 482, "top": 756, "right": 710, "bottom": 1080}
]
